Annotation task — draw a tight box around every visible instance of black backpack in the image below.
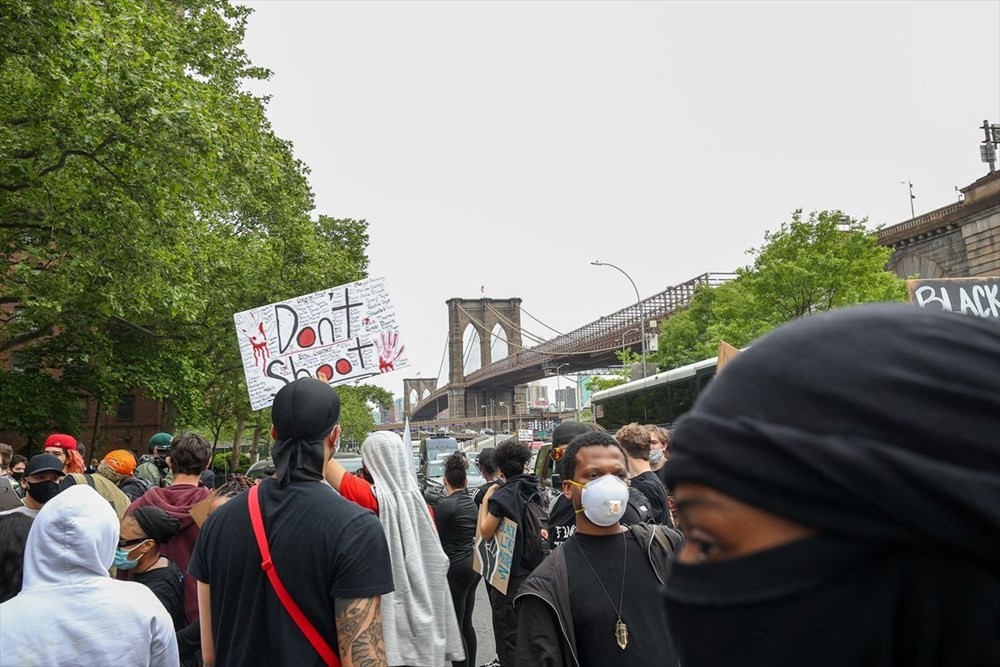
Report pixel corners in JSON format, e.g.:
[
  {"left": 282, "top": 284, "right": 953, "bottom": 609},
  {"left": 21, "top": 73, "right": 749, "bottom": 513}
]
[{"left": 519, "top": 491, "right": 551, "bottom": 569}]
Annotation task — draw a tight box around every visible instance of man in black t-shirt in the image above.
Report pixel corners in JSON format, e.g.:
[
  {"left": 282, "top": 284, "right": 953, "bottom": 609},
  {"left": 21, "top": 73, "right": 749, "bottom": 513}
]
[
  {"left": 616, "top": 423, "right": 672, "bottom": 527},
  {"left": 514, "top": 431, "right": 682, "bottom": 667},
  {"left": 190, "top": 379, "right": 394, "bottom": 667},
  {"left": 478, "top": 438, "right": 540, "bottom": 667}
]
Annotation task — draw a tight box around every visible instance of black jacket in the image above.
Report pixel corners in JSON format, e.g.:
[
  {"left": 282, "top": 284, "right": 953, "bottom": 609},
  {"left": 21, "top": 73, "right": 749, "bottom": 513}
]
[
  {"left": 118, "top": 476, "right": 149, "bottom": 502},
  {"left": 513, "top": 523, "right": 683, "bottom": 667}
]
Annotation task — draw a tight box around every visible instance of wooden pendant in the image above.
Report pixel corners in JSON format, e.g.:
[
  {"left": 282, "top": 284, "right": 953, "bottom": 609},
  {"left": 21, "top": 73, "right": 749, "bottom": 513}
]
[{"left": 615, "top": 619, "right": 629, "bottom": 650}]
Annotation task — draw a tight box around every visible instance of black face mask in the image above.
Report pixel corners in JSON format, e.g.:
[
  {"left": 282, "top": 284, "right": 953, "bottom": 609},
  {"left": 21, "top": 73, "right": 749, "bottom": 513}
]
[
  {"left": 26, "top": 480, "right": 60, "bottom": 505},
  {"left": 11, "top": 471, "right": 24, "bottom": 482},
  {"left": 664, "top": 536, "right": 892, "bottom": 667}
]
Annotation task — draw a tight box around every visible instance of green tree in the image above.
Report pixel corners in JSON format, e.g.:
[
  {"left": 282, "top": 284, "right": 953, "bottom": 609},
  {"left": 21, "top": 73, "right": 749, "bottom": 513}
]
[
  {"left": 336, "top": 384, "right": 393, "bottom": 447},
  {"left": 1, "top": 1, "right": 372, "bottom": 436},
  {"left": 653, "top": 210, "right": 907, "bottom": 369},
  {"left": 585, "top": 349, "right": 641, "bottom": 392}
]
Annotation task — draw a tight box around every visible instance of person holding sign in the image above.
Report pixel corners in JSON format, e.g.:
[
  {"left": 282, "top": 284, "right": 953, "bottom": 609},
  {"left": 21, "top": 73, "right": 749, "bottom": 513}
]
[
  {"left": 662, "top": 304, "right": 1000, "bottom": 666},
  {"left": 514, "top": 431, "right": 682, "bottom": 667},
  {"left": 477, "top": 439, "right": 544, "bottom": 667}
]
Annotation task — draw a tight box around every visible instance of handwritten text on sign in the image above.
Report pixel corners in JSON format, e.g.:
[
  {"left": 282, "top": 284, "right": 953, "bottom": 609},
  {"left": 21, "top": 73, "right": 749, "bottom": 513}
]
[
  {"left": 907, "top": 277, "right": 1000, "bottom": 320},
  {"left": 234, "top": 276, "right": 409, "bottom": 410}
]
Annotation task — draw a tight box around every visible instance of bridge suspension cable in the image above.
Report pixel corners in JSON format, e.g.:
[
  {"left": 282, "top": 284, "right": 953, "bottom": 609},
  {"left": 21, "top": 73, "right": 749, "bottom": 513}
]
[
  {"left": 520, "top": 306, "right": 566, "bottom": 337},
  {"left": 485, "top": 304, "right": 550, "bottom": 345},
  {"left": 436, "top": 335, "right": 449, "bottom": 386}
]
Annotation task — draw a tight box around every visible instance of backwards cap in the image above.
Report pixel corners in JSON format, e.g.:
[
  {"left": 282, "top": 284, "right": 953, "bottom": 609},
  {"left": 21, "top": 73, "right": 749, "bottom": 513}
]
[
  {"left": 44, "top": 433, "right": 77, "bottom": 451},
  {"left": 272, "top": 378, "right": 341, "bottom": 441},
  {"left": 271, "top": 379, "right": 341, "bottom": 487}
]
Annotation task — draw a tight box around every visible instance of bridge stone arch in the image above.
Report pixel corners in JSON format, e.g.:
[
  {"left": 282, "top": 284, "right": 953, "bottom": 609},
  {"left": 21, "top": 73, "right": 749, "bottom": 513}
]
[
  {"left": 446, "top": 298, "right": 523, "bottom": 418},
  {"left": 402, "top": 377, "right": 438, "bottom": 419}
]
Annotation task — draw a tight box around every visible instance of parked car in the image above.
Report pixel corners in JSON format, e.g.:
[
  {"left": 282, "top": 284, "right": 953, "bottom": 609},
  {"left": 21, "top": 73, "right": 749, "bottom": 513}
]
[
  {"left": 419, "top": 457, "right": 486, "bottom": 507},
  {"left": 419, "top": 437, "right": 459, "bottom": 466}
]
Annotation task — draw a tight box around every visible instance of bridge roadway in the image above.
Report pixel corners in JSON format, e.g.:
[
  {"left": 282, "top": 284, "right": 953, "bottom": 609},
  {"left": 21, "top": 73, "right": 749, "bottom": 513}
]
[{"left": 411, "top": 272, "right": 735, "bottom": 420}]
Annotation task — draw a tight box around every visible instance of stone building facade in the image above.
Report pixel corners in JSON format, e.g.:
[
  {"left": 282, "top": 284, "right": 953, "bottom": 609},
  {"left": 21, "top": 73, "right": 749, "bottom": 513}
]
[{"left": 878, "top": 172, "right": 1000, "bottom": 279}]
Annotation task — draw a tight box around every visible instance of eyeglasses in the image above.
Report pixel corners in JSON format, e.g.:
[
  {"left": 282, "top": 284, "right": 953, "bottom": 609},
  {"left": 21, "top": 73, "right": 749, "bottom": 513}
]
[{"left": 118, "top": 537, "right": 150, "bottom": 548}]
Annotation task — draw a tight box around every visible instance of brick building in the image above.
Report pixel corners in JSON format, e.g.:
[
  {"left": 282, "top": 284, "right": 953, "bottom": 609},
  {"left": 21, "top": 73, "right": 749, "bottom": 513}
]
[{"left": 0, "top": 304, "right": 168, "bottom": 459}]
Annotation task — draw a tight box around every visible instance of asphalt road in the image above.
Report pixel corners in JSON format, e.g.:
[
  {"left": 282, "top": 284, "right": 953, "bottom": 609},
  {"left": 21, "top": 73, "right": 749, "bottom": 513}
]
[{"left": 470, "top": 577, "right": 497, "bottom": 667}]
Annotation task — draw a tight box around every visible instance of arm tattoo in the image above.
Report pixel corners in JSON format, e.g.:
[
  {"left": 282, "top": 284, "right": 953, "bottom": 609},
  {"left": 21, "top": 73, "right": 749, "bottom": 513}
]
[{"left": 334, "top": 596, "right": 387, "bottom": 667}]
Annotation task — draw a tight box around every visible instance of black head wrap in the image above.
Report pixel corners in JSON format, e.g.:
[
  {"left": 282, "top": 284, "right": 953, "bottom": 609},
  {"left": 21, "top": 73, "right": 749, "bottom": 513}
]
[
  {"left": 666, "top": 302, "right": 1000, "bottom": 567},
  {"left": 132, "top": 506, "right": 180, "bottom": 545},
  {"left": 271, "top": 378, "right": 341, "bottom": 487},
  {"left": 663, "top": 304, "right": 1000, "bottom": 666}
]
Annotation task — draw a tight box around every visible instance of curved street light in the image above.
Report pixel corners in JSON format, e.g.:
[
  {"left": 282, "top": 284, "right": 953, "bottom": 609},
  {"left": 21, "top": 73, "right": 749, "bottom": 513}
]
[{"left": 591, "top": 261, "right": 647, "bottom": 378}]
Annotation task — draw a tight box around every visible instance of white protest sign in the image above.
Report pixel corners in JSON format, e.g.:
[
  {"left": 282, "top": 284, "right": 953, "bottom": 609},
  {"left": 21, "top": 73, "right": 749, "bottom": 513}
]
[
  {"left": 517, "top": 429, "right": 533, "bottom": 442},
  {"left": 234, "top": 276, "right": 409, "bottom": 410}
]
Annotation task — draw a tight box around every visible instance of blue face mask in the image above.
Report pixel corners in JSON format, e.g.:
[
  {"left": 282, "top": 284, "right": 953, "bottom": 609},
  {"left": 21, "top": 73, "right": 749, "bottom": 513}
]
[{"left": 113, "top": 541, "right": 148, "bottom": 570}]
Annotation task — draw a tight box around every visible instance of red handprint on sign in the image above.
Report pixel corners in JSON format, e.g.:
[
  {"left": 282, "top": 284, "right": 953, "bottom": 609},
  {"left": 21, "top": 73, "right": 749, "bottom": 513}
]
[
  {"left": 241, "top": 321, "right": 270, "bottom": 372},
  {"left": 375, "top": 331, "right": 405, "bottom": 373}
]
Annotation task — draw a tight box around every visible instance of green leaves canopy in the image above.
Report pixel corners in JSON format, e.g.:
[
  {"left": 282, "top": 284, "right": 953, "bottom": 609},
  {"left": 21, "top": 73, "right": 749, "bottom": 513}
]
[
  {"left": 0, "top": 1, "right": 372, "bottom": 436},
  {"left": 653, "top": 210, "right": 908, "bottom": 370}
]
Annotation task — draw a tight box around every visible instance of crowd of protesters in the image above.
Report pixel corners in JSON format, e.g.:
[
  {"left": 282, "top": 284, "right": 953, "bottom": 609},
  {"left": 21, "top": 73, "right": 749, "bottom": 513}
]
[{"left": 0, "top": 303, "right": 998, "bottom": 667}]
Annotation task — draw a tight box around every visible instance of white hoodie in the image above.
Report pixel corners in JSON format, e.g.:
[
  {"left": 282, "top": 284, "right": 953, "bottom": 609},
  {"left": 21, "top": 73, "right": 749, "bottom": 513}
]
[{"left": 0, "top": 485, "right": 178, "bottom": 667}]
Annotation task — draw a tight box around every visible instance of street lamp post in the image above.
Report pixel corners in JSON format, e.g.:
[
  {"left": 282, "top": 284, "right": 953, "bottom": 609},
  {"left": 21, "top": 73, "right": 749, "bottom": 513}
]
[
  {"left": 499, "top": 401, "right": 510, "bottom": 432},
  {"left": 592, "top": 261, "right": 647, "bottom": 378}
]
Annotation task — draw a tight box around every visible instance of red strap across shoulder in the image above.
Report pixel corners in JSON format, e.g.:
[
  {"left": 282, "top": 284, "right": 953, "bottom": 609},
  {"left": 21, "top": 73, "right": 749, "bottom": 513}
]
[{"left": 249, "top": 484, "right": 341, "bottom": 667}]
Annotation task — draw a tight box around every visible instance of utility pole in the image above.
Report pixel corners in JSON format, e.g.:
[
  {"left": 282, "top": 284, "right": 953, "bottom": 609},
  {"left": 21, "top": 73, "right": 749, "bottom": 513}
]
[
  {"left": 981, "top": 119, "right": 998, "bottom": 174},
  {"left": 901, "top": 181, "right": 915, "bottom": 219}
]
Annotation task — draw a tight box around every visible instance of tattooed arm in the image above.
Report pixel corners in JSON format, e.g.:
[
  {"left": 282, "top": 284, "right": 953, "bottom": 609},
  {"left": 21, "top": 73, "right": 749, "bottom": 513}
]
[{"left": 334, "top": 595, "right": 388, "bottom": 667}]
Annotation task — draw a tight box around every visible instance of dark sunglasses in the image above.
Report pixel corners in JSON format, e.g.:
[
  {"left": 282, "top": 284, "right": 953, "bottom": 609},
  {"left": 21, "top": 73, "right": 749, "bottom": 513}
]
[{"left": 118, "top": 537, "right": 150, "bottom": 548}]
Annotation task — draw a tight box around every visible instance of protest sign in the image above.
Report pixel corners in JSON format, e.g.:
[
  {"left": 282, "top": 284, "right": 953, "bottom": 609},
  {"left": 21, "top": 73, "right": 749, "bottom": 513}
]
[
  {"left": 234, "top": 276, "right": 409, "bottom": 410},
  {"left": 189, "top": 494, "right": 213, "bottom": 528},
  {"left": 0, "top": 476, "right": 24, "bottom": 511},
  {"left": 716, "top": 339, "right": 740, "bottom": 374},
  {"left": 907, "top": 277, "right": 999, "bottom": 319},
  {"left": 472, "top": 517, "right": 518, "bottom": 595}
]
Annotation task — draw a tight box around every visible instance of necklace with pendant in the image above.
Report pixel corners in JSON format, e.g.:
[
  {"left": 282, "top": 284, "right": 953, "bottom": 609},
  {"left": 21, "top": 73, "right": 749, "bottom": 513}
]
[{"left": 573, "top": 529, "right": 629, "bottom": 650}]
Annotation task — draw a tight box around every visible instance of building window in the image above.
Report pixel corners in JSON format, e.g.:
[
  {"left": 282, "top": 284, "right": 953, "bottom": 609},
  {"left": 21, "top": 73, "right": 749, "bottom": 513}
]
[
  {"left": 79, "top": 396, "right": 90, "bottom": 423},
  {"left": 116, "top": 395, "right": 136, "bottom": 421}
]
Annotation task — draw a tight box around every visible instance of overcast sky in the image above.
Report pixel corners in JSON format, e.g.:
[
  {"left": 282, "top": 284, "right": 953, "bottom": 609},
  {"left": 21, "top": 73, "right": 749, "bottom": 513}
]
[{"left": 240, "top": 0, "right": 999, "bottom": 401}]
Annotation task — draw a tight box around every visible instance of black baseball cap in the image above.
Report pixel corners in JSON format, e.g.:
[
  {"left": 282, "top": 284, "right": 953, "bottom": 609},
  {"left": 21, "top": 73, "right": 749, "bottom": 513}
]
[
  {"left": 552, "top": 421, "right": 591, "bottom": 446},
  {"left": 25, "top": 453, "right": 64, "bottom": 476}
]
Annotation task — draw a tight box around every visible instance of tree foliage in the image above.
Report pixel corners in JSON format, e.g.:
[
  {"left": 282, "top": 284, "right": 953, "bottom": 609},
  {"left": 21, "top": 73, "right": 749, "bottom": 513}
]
[
  {"left": 0, "top": 1, "right": 373, "bottom": 438},
  {"left": 653, "top": 210, "right": 908, "bottom": 369},
  {"left": 337, "top": 384, "right": 393, "bottom": 447}
]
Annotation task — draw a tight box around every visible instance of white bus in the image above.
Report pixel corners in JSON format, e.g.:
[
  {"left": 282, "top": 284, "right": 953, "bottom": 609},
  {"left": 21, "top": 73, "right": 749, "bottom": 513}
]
[{"left": 591, "top": 355, "right": 719, "bottom": 431}]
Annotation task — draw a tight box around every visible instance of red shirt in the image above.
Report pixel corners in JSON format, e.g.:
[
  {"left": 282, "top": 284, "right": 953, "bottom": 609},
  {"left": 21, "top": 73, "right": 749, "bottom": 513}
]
[
  {"left": 338, "top": 473, "right": 379, "bottom": 513},
  {"left": 337, "top": 473, "right": 435, "bottom": 523}
]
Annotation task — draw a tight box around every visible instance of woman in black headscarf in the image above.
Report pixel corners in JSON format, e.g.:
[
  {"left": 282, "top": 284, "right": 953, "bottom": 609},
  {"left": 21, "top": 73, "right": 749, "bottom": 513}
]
[{"left": 663, "top": 303, "right": 1000, "bottom": 666}]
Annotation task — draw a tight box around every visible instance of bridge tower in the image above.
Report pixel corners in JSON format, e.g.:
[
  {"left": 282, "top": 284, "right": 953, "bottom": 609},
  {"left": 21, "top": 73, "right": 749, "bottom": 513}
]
[
  {"left": 402, "top": 377, "right": 438, "bottom": 419},
  {"left": 446, "top": 298, "right": 524, "bottom": 419}
]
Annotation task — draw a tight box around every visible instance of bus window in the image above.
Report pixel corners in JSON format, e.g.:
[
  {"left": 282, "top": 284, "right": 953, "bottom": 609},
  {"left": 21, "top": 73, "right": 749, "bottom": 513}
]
[
  {"left": 645, "top": 384, "right": 671, "bottom": 425},
  {"left": 668, "top": 377, "right": 697, "bottom": 424}
]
